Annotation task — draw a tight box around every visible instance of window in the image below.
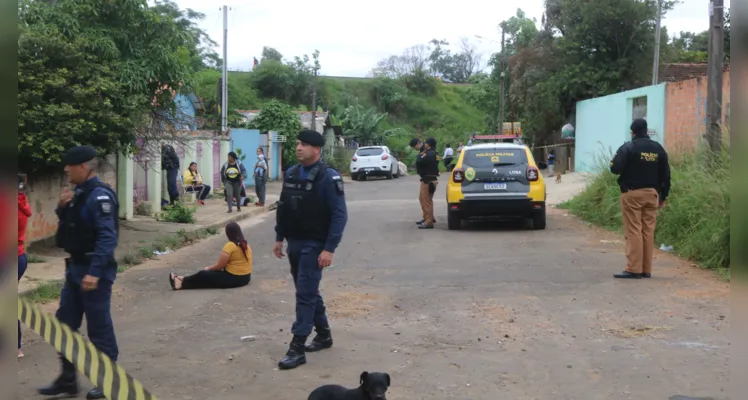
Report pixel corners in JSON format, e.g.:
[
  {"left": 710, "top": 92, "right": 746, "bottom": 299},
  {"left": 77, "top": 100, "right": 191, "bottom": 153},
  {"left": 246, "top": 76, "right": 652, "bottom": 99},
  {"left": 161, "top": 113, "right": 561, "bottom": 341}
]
[
  {"left": 355, "top": 147, "right": 384, "bottom": 157},
  {"left": 632, "top": 96, "right": 648, "bottom": 120},
  {"left": 462, "top": 148, "right": 528, "bottom": 168}
]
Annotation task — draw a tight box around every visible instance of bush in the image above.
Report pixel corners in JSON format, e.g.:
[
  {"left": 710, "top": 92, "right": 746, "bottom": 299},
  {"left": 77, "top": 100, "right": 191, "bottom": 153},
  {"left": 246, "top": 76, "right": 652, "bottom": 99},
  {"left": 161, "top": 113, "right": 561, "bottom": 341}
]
[
  {"left": 559, "top": 144, "right": 730, "bottom": 274},
  {"left": 158, "top": 203, "right": 197, "bottom": 224}
]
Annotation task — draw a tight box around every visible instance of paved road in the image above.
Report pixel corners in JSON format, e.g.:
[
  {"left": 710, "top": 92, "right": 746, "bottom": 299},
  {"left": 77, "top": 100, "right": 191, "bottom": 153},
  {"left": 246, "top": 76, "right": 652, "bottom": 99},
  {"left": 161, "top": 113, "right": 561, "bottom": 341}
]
[{"left": 18, "top": 176, "right": 729, "bottom": 400}]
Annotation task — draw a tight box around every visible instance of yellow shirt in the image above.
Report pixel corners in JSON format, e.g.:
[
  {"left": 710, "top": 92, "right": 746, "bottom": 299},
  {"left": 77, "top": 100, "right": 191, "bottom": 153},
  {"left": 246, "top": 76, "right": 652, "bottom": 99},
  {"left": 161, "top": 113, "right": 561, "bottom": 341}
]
[
  {"left": 183, "top": 169, "right": 202, "bottom": 186},
  {"left": 222, "top": 241, "right": 252, "bottom": 275}
]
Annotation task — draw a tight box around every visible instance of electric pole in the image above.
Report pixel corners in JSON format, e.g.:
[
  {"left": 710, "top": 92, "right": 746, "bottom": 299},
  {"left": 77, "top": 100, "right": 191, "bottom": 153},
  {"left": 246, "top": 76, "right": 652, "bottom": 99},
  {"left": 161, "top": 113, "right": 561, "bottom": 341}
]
[
  {"left": 706, "top": 0, "right": 724, "bottom": 153},
  {"left": 651, "top": 0, "right": 663, "bottom": 85},
  {"left": 221, "top": 5, "right": 228, "bottom": 133},
  {"left": 311, "top": 69, "right": 317, "bottom": 131},
  {"left": 498, "top": 26, "right": 505, "bottom": 136}
]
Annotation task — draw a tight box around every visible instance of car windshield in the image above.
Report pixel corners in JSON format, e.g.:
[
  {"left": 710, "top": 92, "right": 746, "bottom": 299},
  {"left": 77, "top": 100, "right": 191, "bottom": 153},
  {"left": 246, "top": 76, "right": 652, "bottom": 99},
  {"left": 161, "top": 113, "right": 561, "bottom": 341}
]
[
  {"left": 356, "top": 148, "right": 384, "bottom": 157},
  {"left": 463, "top": 148, "right": 527, "bottom": 168}
]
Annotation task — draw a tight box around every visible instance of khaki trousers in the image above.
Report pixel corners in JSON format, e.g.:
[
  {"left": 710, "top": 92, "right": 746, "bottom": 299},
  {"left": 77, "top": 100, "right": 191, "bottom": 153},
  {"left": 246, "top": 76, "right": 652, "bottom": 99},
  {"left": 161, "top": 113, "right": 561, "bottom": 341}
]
[
  {"left": 620, "top": 188, "right": 659, "bottom": 274},
  {"left": 419, "top": 181, "right": 437, "bottom": 225}
]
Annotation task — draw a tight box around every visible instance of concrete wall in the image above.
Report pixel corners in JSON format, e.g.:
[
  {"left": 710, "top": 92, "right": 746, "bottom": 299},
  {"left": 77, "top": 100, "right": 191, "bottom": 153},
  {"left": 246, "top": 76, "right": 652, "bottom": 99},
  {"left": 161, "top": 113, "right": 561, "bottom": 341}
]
[
  {"left": 664, "top": 69, "right": 730, "bottom": 154},
  {"left": 574, "top": 84, "right": 666, "bottom": 173},
  {"left": 24, "top": 155, "right": 118, "bottom": 243}
]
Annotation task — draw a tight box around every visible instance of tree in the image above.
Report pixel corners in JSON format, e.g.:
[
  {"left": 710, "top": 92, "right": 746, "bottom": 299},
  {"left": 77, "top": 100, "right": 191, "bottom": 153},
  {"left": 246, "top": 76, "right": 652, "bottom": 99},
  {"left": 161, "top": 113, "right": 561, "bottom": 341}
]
[
  {"left": 341, "top": 105, "right": 388, "bottom": 145},
  {"left": 18, "top": 0, "right": 204, "bottom": 174},
  {"left": 246, "top": 100, "right": 302, "bottom": 168},
  {"left": 249, "top": 48, "right": 321, "bottom": 107},
  {"left": 261, "top": 46, "right": 283, "bottom": 62},
  {"left": 149, "top": 0, "right": 221, "bottom": 69}
]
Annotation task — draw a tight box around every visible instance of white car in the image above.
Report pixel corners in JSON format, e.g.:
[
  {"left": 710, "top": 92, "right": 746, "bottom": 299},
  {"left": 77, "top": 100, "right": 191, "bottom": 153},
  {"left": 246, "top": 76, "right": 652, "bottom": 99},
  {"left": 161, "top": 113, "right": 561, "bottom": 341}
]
[{"left": 350, "top": 146, "right": 400, "bottom": 180}]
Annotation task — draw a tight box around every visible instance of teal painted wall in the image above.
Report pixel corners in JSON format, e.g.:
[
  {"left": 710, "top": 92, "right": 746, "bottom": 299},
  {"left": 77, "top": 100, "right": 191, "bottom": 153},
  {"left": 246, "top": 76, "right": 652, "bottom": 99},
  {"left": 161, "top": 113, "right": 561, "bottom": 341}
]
[{"left": 574, "top": 84, "right": 666, "bottom": 173}]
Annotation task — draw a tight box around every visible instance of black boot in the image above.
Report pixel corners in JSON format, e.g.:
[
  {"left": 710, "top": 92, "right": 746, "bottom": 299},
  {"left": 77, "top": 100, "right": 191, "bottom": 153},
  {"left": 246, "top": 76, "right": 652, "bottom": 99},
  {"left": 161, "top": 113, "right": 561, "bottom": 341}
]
[
  {"left": 305, "top": 327, "right": 333, "bottom": 352},
  {"left": 86, "top": 387, "right": 106, "bottom": 399},
  {"left": 38, "top": 357, "right": 79, "bottom": 397},
  {"left": 278, "top": 335, "right": 307, "bottom": 370}
]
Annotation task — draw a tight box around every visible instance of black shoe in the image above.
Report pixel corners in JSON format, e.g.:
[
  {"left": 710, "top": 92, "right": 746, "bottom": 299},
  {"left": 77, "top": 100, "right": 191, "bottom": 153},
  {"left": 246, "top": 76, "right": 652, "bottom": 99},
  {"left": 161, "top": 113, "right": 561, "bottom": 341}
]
[
  {"left": 237, "top": 206, "right": 241, "bottom": 211},
  {"left": 278, "top": 335, "right": 307, "bottom": 370},
  {"left": 415, "top": 219, "right": 425, "bottom": 225},
  {"left": 86, "top": 387, "right": 106, "bottom": 399},
  {"left": 614, "top": 271, "right": 642, "bottom": 279},
  {"left": 305, "top": 327, "right": 333, "bottom": 352},
  {"left": 38, "top": 359, "right": 78, "bottom": 397},
  {"left": 417, "top": 223, "right": 434, "bottom": 229},
  {"left": 642, "top": 273, "right": 651, "bottom": 278}
]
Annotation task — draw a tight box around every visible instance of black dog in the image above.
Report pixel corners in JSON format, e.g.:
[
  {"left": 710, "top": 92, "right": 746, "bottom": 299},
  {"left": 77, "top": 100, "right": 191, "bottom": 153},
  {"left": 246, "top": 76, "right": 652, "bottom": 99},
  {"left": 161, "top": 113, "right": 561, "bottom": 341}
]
[{"left": 308, "top": 371, "right": 390, "bottom": 400}]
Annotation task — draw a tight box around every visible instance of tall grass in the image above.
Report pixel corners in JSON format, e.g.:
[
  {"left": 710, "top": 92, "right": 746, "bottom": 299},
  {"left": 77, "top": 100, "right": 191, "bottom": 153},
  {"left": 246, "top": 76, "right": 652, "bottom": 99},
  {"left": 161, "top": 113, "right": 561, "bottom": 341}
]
[{"left": 560, "top": 142, "right": 730, "bottom": 275}]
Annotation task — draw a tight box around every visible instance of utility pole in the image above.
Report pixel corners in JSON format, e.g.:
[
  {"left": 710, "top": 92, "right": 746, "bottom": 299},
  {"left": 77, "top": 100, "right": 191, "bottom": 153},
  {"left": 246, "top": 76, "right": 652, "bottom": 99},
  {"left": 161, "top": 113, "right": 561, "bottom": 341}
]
[
  {"left": 706, "top": 0, "right": 724, "bottom": 152},
  {"left": 310, "top": 69, "right": 317, "bottom": 131},
  {"left": 221, "top": 5, "right": 228, "bottom": 133},
  {"left": 497, "top": 26, "right": 506, "bottom": 136},
  {"left": 651, "top": 0, "right": 663, "bottom": 85}
]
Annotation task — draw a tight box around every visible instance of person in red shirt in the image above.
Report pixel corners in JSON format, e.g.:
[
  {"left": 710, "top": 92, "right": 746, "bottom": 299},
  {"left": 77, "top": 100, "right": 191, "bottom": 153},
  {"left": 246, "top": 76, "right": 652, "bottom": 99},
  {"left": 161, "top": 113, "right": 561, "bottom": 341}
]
[{"left": 18, "top": 173, "right": 32, "bottom": 358}]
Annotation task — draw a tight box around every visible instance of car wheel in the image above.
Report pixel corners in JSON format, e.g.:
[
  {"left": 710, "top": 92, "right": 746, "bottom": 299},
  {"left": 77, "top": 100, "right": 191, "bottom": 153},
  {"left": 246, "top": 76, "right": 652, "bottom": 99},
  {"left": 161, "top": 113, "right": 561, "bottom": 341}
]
[
  {"left": 532, "top": 208, "right": 547, "bottom": 230},
  {"left": 386, "top": 170, "right": 394, "bottom": 179},
  {"left": 447, "top": 212, "right": 462, "bottom": 230}
]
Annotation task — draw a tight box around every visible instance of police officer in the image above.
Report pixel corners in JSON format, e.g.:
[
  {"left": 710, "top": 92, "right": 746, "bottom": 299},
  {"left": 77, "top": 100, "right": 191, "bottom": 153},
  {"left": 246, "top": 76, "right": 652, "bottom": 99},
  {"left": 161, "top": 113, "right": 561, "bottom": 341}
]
[
  {"left": 38, "top": 146, "right": 120, "bottom": 399},
  {"left": 610, "top": 118, "right": 671, "bottom": 279},
  {"left": 273, "top": 130, "right": 348, "bottom": 370},
  {"left": 415, "top": 138, "right": 439, "bottom": 229}
]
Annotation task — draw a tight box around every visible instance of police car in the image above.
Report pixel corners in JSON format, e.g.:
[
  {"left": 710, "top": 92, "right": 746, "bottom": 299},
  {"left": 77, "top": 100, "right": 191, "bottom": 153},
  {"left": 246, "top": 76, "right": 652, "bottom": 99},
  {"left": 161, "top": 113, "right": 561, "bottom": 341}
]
[{"left": 445, "top": 142, "right": 546, "bottom": 230}]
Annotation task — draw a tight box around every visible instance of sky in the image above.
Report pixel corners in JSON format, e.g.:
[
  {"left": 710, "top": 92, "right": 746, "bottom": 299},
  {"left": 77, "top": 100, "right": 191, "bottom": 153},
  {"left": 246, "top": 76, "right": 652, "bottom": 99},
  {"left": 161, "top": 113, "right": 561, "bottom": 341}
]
[{"left": 173, "top": 0, "right": 730, "bottom": 77}]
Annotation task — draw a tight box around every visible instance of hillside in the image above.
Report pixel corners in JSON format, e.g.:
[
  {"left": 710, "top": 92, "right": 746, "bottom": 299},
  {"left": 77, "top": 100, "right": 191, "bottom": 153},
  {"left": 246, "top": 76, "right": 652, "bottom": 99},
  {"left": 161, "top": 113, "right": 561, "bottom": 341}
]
[{"left": 220, "top": 71, "right": 487, "bottom": 144}]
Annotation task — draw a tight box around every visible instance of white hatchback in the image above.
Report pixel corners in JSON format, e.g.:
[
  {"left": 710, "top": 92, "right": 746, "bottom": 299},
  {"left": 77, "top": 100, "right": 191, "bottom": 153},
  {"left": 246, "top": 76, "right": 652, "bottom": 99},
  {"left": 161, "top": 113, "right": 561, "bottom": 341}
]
[{"left": 349, "top": 146, "right": 400, "bottom": 181}]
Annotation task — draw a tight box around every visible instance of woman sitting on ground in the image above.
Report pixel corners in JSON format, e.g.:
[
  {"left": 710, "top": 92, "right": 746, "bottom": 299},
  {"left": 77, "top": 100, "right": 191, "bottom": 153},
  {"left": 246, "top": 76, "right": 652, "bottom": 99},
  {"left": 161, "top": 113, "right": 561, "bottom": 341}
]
[
  {"left": 183, "top": 161, "right": 211, "bottom": 205},
  {"left": 169, "top": 221, "right": 252, "bottom": 290}
]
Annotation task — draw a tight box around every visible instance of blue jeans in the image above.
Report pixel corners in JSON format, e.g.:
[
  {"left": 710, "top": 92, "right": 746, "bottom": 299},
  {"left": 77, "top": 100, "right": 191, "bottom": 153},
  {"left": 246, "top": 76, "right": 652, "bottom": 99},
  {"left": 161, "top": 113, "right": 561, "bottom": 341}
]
[
  {"left": 18, "top": 253, "right": 27, "bottom": 349},
  {"left": 287, "top": 240, "right": 329, "bottom": 336}
]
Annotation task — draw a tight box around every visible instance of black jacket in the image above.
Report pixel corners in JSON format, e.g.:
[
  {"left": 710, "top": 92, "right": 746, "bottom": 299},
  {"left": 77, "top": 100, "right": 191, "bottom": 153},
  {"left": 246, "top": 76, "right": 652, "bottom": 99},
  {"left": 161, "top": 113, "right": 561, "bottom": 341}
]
[
  {"left": 610, "top": 136, "right": 671, "bottom": 201},
  {"left": 416, "top": 147, "right": 439, "bottom": 183},
  {"left": 161, "top": 145, "right": 180, "bottom": 170}
]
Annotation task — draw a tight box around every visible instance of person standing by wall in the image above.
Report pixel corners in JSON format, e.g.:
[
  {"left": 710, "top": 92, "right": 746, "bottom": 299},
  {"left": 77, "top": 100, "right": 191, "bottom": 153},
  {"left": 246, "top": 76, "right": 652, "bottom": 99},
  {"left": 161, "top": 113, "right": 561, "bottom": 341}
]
[
  {"left": 254, "top": 147, "right": 267, "bottom": 206},
  {"left": 38, "top": 146, "right": 120, "bottom": 399},
  {"left": 221, "top": 151, "right": 247, "bottom": 213},
  {"left": 416, "top": 138, "right": 439, "bottom": 229},
  {"left": 273, "top": 129, "right": 348, "bottom": 371},
  {"left": 161, "top": 144, "right": 180, "bottom": 205},
  {"left": 609, "top": 118, "right": 671, "bottom": 279},
  {"left": 17, "top": 173, "right": 31, "bottom": 359}
]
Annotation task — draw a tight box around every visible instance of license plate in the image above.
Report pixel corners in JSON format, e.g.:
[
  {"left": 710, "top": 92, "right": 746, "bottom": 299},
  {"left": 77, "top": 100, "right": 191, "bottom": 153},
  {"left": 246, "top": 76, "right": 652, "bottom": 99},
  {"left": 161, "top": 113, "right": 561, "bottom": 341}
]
[{"left": 483, "top": 183, "right": 507, "bottom": 190}]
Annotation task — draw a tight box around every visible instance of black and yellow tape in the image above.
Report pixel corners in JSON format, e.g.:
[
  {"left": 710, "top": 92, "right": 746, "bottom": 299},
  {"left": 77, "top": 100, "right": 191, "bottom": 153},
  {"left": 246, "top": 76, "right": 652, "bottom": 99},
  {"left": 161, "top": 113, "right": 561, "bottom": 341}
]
[{"left": 18, "top": 297, "right": 159, "bottom": 400}]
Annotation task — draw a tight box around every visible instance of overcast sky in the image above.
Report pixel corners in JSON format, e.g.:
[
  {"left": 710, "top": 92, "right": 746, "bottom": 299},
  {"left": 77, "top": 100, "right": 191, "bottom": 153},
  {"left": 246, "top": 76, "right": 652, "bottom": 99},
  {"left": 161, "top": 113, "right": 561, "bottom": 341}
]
[{"left": 173, "top": 0, "right": 729, "bottom": 77}]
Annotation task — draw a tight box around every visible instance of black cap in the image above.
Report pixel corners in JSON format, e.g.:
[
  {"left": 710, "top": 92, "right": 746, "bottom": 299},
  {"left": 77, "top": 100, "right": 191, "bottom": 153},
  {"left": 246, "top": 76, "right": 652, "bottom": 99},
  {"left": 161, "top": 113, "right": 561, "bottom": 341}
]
[
  {"left": 630, "top": 118, "right": 648, "bottom": 136},
  {"left": 62, "top": 145, "right": 97, "bottom": 165},
  {"left": 297, "top": 130, "right": 325, "bottom": 147}
]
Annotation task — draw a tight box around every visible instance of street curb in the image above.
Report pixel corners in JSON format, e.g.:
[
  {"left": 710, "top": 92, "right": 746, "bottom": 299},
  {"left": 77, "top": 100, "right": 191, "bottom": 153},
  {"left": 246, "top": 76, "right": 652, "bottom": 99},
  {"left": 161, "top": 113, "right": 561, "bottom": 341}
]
[{"left": 18, "top": 202, "right": 278, "bottom": 298}]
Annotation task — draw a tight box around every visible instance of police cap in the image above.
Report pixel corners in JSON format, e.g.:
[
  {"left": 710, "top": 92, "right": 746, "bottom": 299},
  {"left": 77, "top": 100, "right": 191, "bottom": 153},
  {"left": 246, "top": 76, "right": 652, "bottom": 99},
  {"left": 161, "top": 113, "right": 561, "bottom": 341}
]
[
  {"left": 297, "top": 130, "right": 325, "bottom": 147},
  {"left": 62, "top": 145, "right": 97, "bottom": 165}
]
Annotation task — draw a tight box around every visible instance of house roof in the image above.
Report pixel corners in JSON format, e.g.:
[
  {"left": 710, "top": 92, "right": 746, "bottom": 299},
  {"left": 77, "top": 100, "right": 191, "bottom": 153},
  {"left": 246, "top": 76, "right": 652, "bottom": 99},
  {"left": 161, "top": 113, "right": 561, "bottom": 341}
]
[{"left": 659, "top": 63, "right": 730, "bottom": 83}]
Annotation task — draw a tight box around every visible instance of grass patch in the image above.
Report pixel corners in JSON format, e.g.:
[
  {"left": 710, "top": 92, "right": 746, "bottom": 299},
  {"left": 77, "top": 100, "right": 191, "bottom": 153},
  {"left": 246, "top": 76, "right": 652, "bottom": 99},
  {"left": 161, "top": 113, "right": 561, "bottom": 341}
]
[
  {"left": 559, "top": 143, "right": 730, "bottom": 277},
  {"left": 23, "top": 280, "right": 64, "bottom": 303},
  {"left": 26, "top": 254, "right": 46, "bottom": 263},
  {"left": 157, "top": 202, "right": 197, "bottom": 224}
]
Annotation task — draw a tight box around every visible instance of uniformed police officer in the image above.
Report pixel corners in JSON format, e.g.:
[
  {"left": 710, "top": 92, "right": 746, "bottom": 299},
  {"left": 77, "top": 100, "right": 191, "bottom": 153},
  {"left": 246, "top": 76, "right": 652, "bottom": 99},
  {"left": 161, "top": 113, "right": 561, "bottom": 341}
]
[
  {"left": 273, "top": 130, "right": 348, "bottom": 370},
  {"left": 38, "top": 146, "right": 120, "bottom": 399},
  {"left": 610, "top": 118, "right": 671, "bottom": 279}
]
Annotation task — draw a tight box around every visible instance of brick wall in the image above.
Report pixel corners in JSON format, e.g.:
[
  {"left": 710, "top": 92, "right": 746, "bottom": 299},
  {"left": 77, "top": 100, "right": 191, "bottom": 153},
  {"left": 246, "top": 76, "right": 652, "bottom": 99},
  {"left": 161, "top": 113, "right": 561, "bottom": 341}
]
[{"left": 664, "top": 69, "right": 730, "bottom": 154}]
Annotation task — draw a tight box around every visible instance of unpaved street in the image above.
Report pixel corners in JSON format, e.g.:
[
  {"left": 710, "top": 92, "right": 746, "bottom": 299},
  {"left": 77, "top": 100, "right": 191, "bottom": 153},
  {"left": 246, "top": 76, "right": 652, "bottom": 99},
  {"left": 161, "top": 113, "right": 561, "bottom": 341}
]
[{"left": 18, "top": 176, "right": 729, "bottom": 400}]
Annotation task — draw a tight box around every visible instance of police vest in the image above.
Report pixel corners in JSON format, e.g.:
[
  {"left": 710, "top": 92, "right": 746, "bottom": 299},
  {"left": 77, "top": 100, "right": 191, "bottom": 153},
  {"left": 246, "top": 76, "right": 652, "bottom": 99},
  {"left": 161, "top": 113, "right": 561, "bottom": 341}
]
[
  {"left": 277, "top": 163, "right": 331, "bottom": 243},
  {"left": 56, "top": 182, "right": 120, "bottom": 258}
]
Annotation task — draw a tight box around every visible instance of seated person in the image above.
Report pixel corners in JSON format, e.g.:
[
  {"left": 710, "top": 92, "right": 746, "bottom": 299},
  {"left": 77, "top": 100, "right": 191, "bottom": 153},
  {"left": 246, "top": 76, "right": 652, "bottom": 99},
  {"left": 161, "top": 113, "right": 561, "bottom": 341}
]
[
  {"left": 183, "top": 161, "right": 212, "bottom": 205},
  {"left": 169, "top": 221, "right": 251, "bottom": 290}
]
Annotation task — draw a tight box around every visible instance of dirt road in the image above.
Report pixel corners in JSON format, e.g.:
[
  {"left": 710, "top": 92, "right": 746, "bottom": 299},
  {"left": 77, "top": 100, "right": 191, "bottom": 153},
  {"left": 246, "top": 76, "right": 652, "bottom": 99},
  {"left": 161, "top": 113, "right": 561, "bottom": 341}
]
[{"left": 17, "top": 176, "right": 729, "bottom": 400}]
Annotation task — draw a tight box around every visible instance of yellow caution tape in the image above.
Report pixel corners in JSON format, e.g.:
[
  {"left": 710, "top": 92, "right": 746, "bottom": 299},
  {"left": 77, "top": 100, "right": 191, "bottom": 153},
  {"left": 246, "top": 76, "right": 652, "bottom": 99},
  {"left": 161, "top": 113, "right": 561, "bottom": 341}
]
[{"left": 18, "top": 297, "right": 159, "bottom": 400}]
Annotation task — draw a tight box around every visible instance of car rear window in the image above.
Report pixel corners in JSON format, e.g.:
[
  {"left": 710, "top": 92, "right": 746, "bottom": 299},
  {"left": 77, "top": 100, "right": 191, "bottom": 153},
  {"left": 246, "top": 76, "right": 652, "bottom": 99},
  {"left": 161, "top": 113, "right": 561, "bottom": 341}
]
[
  {"left": 356, "top": 148, "right": 384, "bottom": 156},
  {"left": 463, "top": 148, "right": 527, "bottom": 167}
]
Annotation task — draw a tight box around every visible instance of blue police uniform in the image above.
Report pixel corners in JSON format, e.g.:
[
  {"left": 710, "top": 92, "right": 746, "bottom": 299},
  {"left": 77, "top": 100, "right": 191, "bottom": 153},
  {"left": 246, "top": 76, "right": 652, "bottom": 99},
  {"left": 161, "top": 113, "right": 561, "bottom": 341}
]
[
  {"left": 275, "top": 131, "right": 348, "bottom": 370},
  {"left": 39, "top": 146, "right": 120, "bottom": 400}
]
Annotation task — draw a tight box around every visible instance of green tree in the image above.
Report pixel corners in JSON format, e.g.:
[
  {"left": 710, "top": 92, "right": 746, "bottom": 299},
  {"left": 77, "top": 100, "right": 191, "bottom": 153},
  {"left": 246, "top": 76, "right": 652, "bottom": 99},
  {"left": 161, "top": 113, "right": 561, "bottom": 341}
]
[
  {"left": 261, "top": 46, "right": 283, "bottom": 62},
  {"left": 341, "top": 104, "right": 389, "bottom": 145},
  {"left": 18, "top": 0, "right": 203, "bottom": 173},
  {"left": 247, "top": 100, "right": 302, "bottom": 168}
]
